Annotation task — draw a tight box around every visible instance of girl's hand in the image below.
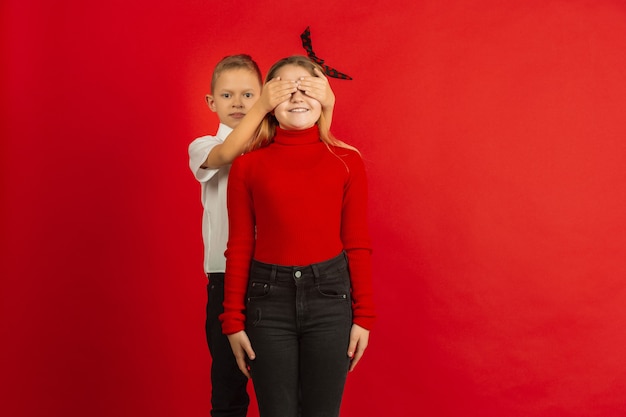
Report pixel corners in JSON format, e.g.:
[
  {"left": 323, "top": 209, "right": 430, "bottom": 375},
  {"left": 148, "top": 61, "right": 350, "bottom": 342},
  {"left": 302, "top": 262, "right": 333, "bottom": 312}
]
[
  {"left": 298, "top": 67, "right": 335, "bottom": 110},
  {"left": 347, "top": 324, "right": 370, "bottom": 372},
  {"left": 227, "top": 330, "right": 256, "bottom": 378},
  {"left": 259, "top": 77, "right": 298, "bottom": 113}
]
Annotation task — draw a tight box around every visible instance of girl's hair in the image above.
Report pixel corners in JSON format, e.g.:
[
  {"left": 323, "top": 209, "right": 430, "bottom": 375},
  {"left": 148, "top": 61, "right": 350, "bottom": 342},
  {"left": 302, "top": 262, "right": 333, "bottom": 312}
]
[
  {"left": 247, "top": 55, "right": 358, "bottom": 153},
  {"left": 211, "top": 54, "right": 262, "bottom": 94}
]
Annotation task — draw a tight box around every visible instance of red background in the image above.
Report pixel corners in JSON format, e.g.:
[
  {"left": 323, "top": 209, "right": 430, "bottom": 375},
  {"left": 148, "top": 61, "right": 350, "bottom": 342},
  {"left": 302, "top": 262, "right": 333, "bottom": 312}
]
[{"left": 2, "top": 1, "right": 626, "bottom": 416}]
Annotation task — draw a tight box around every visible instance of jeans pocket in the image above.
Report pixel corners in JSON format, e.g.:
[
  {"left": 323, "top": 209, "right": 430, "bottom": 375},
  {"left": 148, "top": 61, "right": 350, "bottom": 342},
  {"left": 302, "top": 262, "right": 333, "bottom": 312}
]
[
  {"left": 316, "top": 285, "right": 349, "bottom": 300},
  {"left": 247, "top": 281, "right": 271, "bottom": 302},
  {"left": 316, "top": 277, "right": 351, "bottom": 300}
]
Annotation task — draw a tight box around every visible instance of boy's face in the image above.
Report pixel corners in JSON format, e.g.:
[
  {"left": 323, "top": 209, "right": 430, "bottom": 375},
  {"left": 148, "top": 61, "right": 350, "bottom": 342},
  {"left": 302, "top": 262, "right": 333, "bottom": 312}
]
[{"left": 206, "top": 68, "right": 261, "bottom": 129}]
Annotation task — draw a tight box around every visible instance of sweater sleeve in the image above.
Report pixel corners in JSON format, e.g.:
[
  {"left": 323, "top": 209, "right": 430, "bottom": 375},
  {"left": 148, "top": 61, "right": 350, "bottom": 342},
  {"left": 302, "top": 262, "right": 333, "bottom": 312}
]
[
  {"left": 341, "top": 151, "right": 376, "bottom": 329},
  {"left": 220, "top": 156, "right": 256, "bottom": 334}
]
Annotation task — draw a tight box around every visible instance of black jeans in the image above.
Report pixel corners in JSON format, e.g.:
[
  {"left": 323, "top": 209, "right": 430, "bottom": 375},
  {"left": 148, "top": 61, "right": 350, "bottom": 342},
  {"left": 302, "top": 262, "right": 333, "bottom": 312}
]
[
  {"left": 245, "top": 252, "right": 352, "bottom": 417},
  {"left": 206, "top": 273, "right": 249, "bottom": 417}
]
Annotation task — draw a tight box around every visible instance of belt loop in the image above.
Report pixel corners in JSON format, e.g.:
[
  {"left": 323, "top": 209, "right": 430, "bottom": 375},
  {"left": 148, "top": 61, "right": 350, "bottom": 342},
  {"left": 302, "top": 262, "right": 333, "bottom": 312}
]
[
  {"left": 311, "top": 263, "right": 321, "bottom": 284},
  {"left": 270, "top": 265, "right": 277, "bottom": 283}
]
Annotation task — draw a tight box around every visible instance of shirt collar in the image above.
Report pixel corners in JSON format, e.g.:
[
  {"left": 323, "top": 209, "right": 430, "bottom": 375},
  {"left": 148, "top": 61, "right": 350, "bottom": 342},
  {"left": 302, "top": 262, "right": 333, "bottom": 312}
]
[{"left": 216, "top": 123, "right": 233, "bottom": 142}]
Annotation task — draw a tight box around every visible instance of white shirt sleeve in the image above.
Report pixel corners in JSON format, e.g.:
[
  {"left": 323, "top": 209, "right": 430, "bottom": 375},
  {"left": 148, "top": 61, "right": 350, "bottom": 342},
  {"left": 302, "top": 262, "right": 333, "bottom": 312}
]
[{"left": 188, "top": 135, "right": 220, "bottom": 183}]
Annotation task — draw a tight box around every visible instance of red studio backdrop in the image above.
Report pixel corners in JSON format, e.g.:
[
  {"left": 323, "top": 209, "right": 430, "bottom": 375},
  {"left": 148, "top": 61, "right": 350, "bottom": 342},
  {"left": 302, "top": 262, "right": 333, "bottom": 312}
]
[{"left": 2, "top": 1, "right": 626, "bottom": 416}]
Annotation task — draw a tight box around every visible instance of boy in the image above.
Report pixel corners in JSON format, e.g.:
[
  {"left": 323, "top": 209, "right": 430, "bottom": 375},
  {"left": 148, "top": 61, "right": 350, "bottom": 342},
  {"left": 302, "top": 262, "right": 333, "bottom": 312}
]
[{"left": 188, "top": 54, "right": 335, "bottom": 417}]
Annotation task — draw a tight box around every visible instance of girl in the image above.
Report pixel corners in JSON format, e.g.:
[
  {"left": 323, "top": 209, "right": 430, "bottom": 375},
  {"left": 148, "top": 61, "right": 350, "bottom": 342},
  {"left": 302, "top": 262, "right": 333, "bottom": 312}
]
[{"left": 221, "top": 55, "right": 375, "bottom": 417}]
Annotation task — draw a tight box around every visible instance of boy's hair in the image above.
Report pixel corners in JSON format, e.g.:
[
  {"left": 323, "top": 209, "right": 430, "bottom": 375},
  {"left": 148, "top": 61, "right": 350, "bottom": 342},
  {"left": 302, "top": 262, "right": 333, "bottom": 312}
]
[{"left": 211, "top": 54, "right": 262, "bottom": 94}]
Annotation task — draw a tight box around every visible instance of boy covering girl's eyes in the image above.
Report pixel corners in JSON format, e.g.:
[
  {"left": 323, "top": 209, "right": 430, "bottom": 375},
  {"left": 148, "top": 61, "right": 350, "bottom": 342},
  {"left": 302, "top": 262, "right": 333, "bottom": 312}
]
[{"left": 188, "top": 54, "right": 336, "bottom": 417}]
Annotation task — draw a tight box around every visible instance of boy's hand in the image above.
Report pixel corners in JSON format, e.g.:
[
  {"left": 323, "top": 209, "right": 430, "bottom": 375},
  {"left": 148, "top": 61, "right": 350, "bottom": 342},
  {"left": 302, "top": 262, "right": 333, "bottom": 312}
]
[
  {"left": 227, "top": 330, "right": 256, "bottom": 378},
  {"left": 347, "top": 324, "right": 370, "bottom": 372},
  {"left": 259, "top": 77, "right": 298, "bottom": 113},
  {"left": 298, "top": 67, "right": 335, "bottom": 110}
]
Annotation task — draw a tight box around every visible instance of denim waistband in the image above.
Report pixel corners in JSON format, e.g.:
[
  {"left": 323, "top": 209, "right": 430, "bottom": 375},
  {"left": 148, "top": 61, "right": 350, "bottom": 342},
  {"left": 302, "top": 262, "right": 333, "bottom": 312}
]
[
  {"left": 207, "top": 272, "right": 225, "bottom": 283},
  {"left": 250, "top": 252, "right": 347, "bottom": 283}
]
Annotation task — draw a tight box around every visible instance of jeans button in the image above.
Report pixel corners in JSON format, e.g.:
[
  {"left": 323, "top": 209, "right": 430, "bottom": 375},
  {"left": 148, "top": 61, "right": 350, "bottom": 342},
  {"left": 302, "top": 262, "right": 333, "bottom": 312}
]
[{"left": 294, "top": 270, "right": 302, "bottom": 278}]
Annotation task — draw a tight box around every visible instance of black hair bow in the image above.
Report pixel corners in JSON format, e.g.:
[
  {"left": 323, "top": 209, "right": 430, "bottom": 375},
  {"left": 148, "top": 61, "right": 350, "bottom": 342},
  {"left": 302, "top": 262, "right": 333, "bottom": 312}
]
[{"left": 300, "top": 26, "right": 353, "bottom": 80}]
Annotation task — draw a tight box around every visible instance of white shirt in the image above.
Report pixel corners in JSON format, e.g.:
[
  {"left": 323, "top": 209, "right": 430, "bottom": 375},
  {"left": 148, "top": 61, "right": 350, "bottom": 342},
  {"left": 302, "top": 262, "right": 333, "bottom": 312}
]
[{"left": 188, "top": 123, "right": 233, "bottom": 273}]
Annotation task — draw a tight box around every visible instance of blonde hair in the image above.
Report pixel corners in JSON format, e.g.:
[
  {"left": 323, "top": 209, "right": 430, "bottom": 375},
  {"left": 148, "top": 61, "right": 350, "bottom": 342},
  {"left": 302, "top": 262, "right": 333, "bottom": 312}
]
[
  {"left": 246, "top": 55, "right": 358, "bottom": 153},
  {"left": 211, "top": 54, "right": 262, "bottom": 94}
]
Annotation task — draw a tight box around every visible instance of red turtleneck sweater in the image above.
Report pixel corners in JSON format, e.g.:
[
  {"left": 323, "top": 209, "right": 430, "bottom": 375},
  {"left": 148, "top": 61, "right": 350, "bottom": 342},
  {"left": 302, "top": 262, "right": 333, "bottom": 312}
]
[{"left": 221, "top": 125, "right": 375, "bottom": 334}]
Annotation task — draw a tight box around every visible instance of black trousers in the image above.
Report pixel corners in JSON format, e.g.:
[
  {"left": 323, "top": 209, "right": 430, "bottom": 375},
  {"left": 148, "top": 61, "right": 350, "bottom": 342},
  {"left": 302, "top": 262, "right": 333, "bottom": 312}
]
[
  {"left": 206, "top": 273, "right": 249, "bottom": 417},
  {"left": 245, "top": 252, "right": 352, "bottom": 417}
]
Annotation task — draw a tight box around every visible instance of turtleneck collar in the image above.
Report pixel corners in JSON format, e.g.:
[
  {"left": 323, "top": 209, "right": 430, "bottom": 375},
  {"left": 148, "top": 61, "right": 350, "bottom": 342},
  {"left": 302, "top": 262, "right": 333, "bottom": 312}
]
[{"left": 273, "top": 125, "right": 321, "bottom": 146}]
